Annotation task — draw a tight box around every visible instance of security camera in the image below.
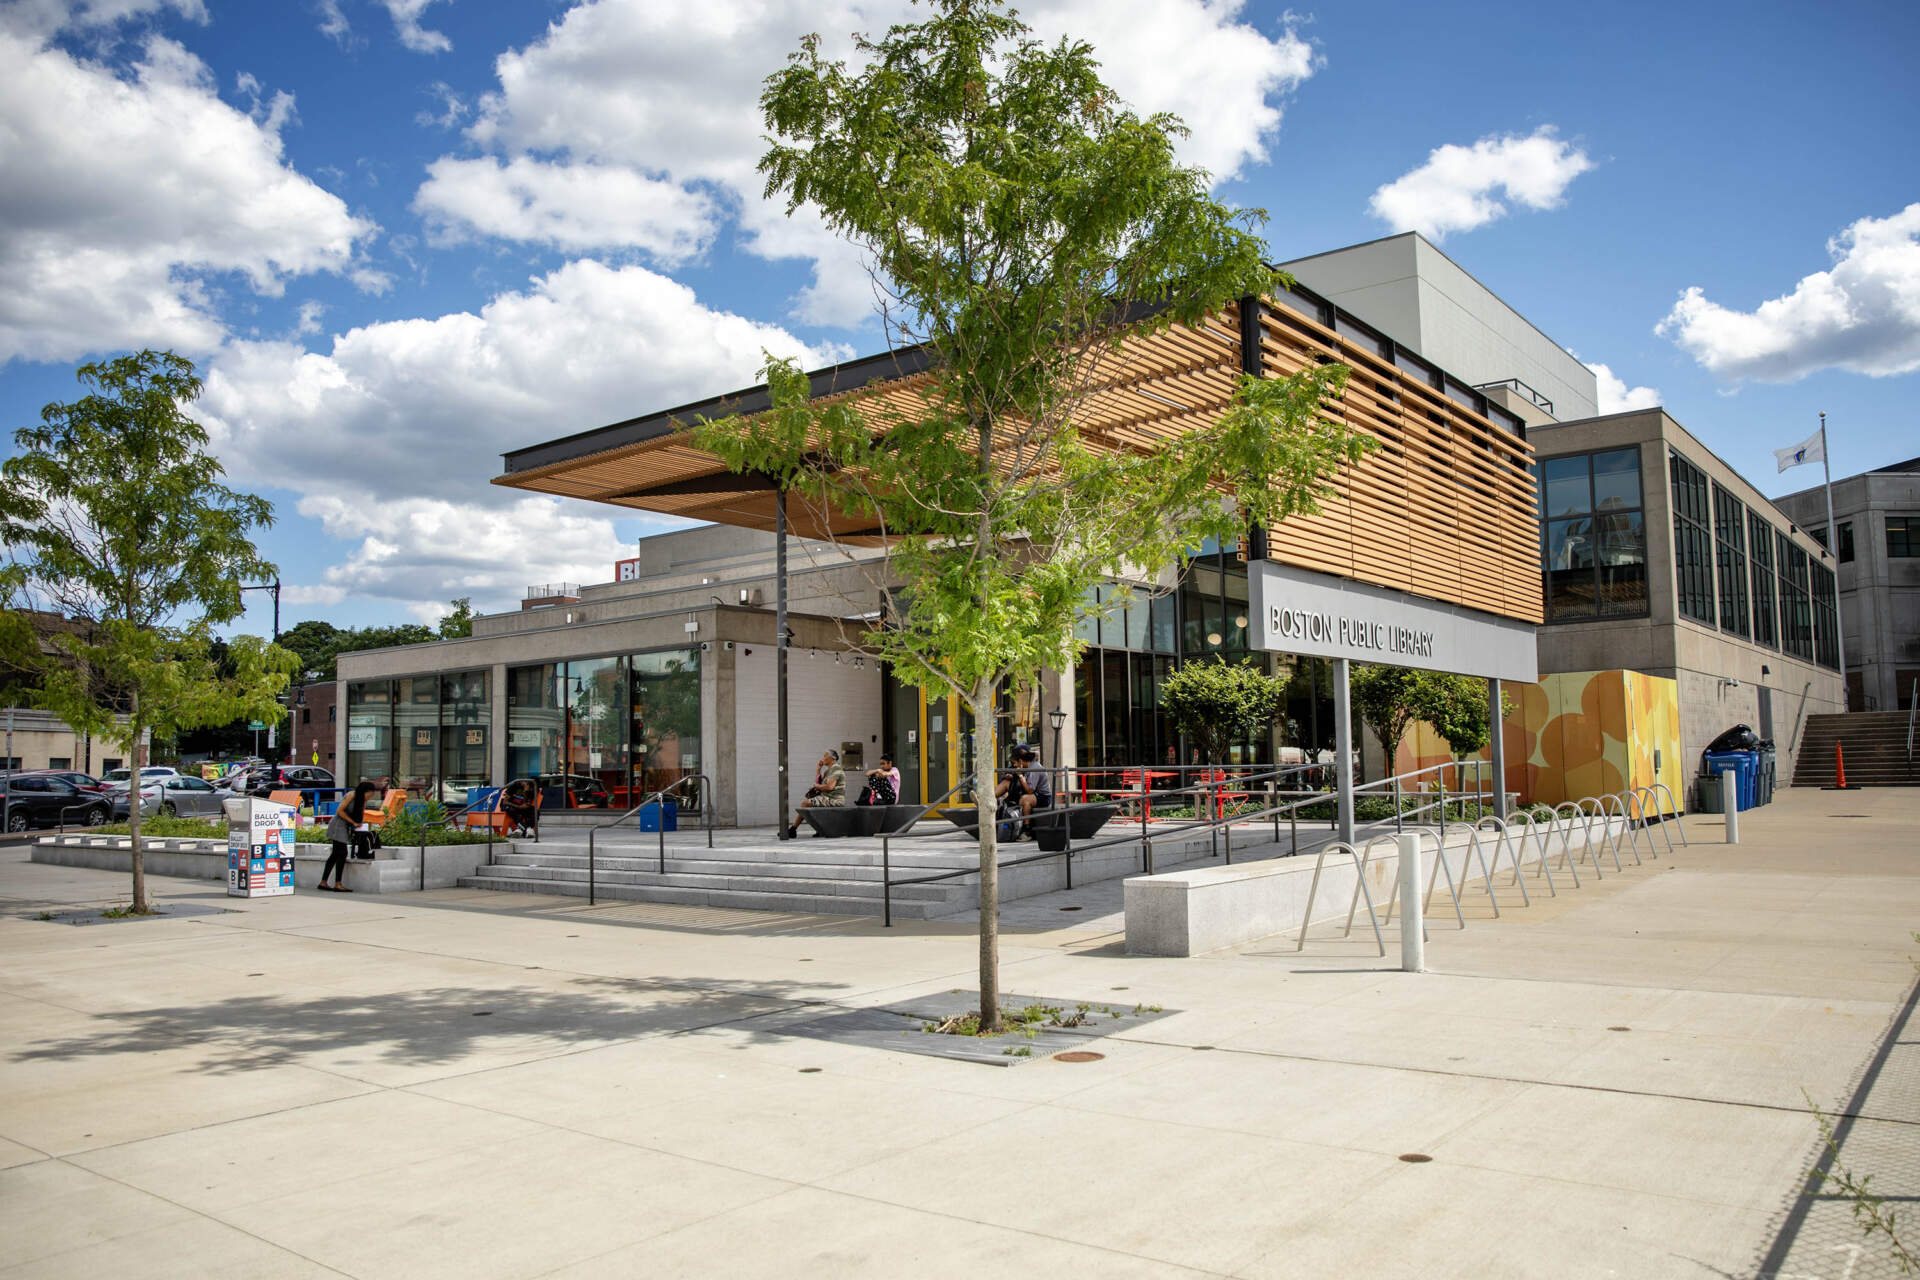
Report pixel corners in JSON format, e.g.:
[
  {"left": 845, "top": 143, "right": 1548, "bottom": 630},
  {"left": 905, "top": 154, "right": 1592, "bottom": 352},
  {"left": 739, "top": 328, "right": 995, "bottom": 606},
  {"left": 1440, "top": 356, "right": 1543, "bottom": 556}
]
[
  {"left": 699, "top": 641, "right": 710, "bottom": 651},
  {"left": 723, "top": 640, "right": 735, "bottom": 650}
]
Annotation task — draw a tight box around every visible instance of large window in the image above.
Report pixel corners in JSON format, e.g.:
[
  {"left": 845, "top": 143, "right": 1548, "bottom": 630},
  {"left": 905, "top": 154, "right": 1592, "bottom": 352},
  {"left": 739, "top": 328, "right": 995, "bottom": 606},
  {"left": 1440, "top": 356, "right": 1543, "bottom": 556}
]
[
  {"left": 1812, "top": 521, "right": 1856, "bottom": 564},
  {"left": 1778, "top": 532, "right": 1813, "bottom": 661},
  {"left": 1748, "top": 511, "right": 1779, "bottom": 648},
  {"left": 1534, "top": 448, "right": 1647, "bottom": 621},
  {"left": 1889, "top": 516, "right": 1920, "bottom": 558},
  {"left": 344, "top": 671, "right": 492, "bottom": 801},
  {"left": 1670, "top": 450, "right": 1717, "bottom": 626},
  {"left": 505, "top": 649, "right": 701, "bottom": 808},
  {"left": 1712, "top": 483, "right": 1750, "bottom": 639},
  {"left": 1811, "top": 563, "right": 1840, "bottom": 669}
]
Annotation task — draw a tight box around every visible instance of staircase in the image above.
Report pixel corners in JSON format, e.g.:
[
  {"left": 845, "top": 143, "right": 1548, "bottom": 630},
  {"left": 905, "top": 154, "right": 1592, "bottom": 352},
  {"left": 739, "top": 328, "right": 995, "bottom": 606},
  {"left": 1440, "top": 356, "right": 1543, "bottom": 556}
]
[
  {"left": 1791, "top": 712, "right": 1919, "bottom": 787},
  {"left": 458, "top": 838, "right": 982, "bottom": 920}
]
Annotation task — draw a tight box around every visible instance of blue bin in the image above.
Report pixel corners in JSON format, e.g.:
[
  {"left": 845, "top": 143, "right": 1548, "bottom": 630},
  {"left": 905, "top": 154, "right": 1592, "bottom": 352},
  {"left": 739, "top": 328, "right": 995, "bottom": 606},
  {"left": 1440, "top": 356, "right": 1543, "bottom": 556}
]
[
  {"left": 467, "top": 786, "right": 501, "bottom": 811},
  {"left": 1702, "top": 751, "right": 1759, "bottom": 811},
  {"left": 637, "top": 801, "right": 678, "bottom": 832}
]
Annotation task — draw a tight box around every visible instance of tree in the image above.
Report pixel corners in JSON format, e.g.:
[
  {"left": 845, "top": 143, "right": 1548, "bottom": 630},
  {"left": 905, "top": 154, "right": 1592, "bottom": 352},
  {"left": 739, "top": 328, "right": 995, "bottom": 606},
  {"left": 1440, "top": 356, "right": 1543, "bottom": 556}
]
[
  {"left": 1348, "top": 664, "right": 1447, "bottom": 772},
  {"left": 696, "top": 1, "right": 1370, "bottom": 1030},
  {"left": 1425, "top": 676, "right": 1510, "bottom": 759},
  {"left": 1, "top": 350, "right": 296, "bottom": 912},
  {"left": 1158, "top": 658, "right": 1288, "bottom": 766},
  {"left": 1349, "top": 664, "right": 1506, "bottom": 773},
  {"left": 437, "top": 598, "right": 475, "bottom": 639}
]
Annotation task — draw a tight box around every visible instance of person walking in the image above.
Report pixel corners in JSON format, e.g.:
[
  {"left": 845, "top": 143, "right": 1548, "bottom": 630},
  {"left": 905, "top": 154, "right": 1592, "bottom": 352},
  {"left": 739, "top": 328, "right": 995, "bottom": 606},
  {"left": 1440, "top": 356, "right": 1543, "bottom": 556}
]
[{"left": 321, "top": 779, "right": 378, "bottom": 892}]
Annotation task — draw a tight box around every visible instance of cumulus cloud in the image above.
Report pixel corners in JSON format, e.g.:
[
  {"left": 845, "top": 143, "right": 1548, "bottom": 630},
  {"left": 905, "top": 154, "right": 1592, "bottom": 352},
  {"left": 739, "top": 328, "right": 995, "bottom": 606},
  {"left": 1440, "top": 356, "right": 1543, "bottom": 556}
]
[
  {"left": 297, "top": 494, "right": 642, "bottom": 616},
  {"left": 1585, "top": 361, "right": 1661, "bottom": 415},
  {"left": 413, "top": 156, "right": 717, "bottom": 264},
  {"left": 379, "top": 0, "right": 451, "bottom": 54},
  {"left": 434, "top": 0, "right": 1316, "bottom": 325},
  {"left": 1657, "top": 203, "right": 1920, "bottom": 383},
  {"left": 198, "top": 260, "right": 846, "bottom": 612},
  {"left": 0, "top": 27, "right": 375, "bottom": 362},
  {"left": 1369, "top": 126, "right": 1593, "bottom": 240},
  {"left": 0, "top": 0, "right": 206, "bottom": 38}
]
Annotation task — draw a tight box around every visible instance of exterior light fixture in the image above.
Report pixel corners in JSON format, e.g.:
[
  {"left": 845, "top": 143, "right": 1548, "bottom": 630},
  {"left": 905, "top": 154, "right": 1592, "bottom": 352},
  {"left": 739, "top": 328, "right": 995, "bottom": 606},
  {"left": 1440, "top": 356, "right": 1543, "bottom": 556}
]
[
  {"left": 1206, "top": 632, "right": 1223, "bottom": 646},
  {"left": 1234, "top": 615, "right": 1248, "bottom": 629},
  {"left": 1048, "top": 709, "right": 1067, "bottom": 731}
]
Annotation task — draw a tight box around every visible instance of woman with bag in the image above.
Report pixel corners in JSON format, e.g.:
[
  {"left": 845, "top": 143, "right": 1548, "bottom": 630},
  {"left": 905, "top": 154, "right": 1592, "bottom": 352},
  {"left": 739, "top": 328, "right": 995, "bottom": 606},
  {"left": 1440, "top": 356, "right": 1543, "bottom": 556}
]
[{"left": 321, "top": 780, "right": 379, "bottom": 892}]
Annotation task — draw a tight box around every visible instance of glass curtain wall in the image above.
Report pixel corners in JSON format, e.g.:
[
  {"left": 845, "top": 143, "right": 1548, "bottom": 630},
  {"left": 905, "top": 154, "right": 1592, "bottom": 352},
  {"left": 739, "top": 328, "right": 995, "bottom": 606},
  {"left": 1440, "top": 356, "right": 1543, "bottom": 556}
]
[
  {"left": 503, "top": 649, "right": 702, "bottom": 809},
  {"left": 1748, "top": 511, "right": 1779, "bottom": 648},
  {"left": 344, "top": 679, "right": 391, "bottom": 787},
  {"left": 1713, "top": 483, "right": 1751, "bottom": 639},
  {"left": 1670, "top": 450, "right": 1718, "bottom": 626},
  {"left": 1534, "top": 448, "right": 1647, "bottom": 621},
  {"left": 438, "top": 671, "right": 490, "bottom": 800},
  {"left": 392, "top": 677, "right": 439, "bottom": 796}
]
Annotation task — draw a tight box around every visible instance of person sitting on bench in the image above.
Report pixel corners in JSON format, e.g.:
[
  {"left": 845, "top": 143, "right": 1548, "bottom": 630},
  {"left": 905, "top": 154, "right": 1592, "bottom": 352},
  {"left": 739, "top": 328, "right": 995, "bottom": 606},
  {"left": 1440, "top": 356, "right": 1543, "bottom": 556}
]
[
  {"left": 995, "top": 745, "right": 1053, "bottom": 839},
  {"left": 780, "top": 748, "right": 845, "bottom": 840},
  {"left": 856, "top": 754, "right": 900, "bottom": 806},
  {"left": 500, "top": 777, "right": 538, "bottom": 838}
]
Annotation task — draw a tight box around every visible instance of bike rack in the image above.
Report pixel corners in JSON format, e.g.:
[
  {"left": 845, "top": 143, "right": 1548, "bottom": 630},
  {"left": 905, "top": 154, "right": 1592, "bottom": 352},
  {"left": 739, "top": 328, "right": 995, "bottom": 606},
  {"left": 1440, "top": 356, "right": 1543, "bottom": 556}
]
[
  {"left": 1630, "top": 787, "right": 1675, "bottom": 858},
  {"left": 1651, "top": 782, "right": 1690, "bottom": 846},
  {"left": 1295, "top": 840, "right": 1387, "bottom": 957},
  {"left": 1473, "top": 815, "right": 1540, "bottom": 902},
  {"left": 1382, "top": 828, "right": 1466, "bottom": 934}
]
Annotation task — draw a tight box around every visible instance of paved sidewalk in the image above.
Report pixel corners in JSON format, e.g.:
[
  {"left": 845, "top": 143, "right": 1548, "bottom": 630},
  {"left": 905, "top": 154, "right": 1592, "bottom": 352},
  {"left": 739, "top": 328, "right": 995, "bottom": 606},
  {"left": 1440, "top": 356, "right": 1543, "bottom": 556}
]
[{"left": 0, "top": 787, "right": 1915, "bottom": 1278}]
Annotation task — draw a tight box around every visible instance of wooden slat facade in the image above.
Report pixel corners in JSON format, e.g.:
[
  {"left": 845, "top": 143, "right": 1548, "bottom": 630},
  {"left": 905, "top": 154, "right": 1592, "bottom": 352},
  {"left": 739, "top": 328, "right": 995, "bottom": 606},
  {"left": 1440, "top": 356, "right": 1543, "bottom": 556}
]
[{"left": 495, "top": 286, "right": 1543, "bottom": 625}]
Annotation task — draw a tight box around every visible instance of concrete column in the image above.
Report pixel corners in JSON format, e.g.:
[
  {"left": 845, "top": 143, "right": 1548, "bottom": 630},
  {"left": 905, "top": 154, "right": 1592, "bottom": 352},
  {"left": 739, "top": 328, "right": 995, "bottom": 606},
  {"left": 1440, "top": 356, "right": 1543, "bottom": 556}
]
[
  {"left": 1333, "top": 657, "right": 1355, "bottom": 846},
  {"left": 489, "top": 663, "right": 508, "bottom": 785},
  {"left": 1487, "top": 676, "right": 1509, "bottom": 820}
]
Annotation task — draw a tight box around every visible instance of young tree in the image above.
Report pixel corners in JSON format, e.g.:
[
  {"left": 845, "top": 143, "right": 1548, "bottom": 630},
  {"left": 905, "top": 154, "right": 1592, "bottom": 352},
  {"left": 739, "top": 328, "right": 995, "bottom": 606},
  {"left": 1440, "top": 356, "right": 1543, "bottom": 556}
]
[
  {"left": 1, "top": 350, "right": 296, "bottom": 912},
  {"left": 1425, "top": 676, "right": 1510, "bottom": 759},
  {"left": 1348, "top": 664, "right": 1444, "bottom": 772},
  {"left": 437, "top": 598, "right": 475, "bottom": 639},
  {"left": 697, "top": 1, "right": 1370, "bottom": 1030},
  {"left": 1158, "top": 658, "right": 1288, "bottom": 766}
]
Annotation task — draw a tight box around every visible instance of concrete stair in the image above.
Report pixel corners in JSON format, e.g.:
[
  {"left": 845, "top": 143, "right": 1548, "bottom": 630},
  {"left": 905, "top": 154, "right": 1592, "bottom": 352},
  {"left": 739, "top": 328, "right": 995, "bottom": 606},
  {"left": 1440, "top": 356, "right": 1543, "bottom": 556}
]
[
  {"left": 1792, "top": 712, "right": 1919, "bottom": 787},
  {"left": 457, "top": 844, "right": 980, "bottom": 919}
]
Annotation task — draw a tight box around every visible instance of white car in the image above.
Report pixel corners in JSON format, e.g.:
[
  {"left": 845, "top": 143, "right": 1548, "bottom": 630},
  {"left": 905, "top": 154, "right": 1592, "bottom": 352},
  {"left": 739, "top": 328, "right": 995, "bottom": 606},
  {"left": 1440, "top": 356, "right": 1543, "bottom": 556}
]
[
  {"left": 101, "top": 765, "right": 181, "bottom": 786},
  {"left": 109, "top": 774, "right": 232, "bottom": 818}
]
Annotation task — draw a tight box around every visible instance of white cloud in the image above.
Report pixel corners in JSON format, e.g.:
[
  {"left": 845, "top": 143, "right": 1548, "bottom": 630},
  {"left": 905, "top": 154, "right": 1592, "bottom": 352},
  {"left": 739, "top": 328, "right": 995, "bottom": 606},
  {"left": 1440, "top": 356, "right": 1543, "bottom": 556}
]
[
  {"left": 297, "top": 493, "right": 642, "bottom": 615},
  {"left": 1369, "top": 126, "right": 1593, "bottom": 240},
  {"left": 313, "top": 0, "right": 350, "bottom": 46},
  {"left": 198, "top": 260, "right": 846, "bottom": 613},
  {"left": 1, "top": 0, "right": 205, "bottom": 38},
  {"left": 379, "top": 0, "right": 451, "bottom": 54},
  {"left": 413, "top": 156, "right": 717, "bottom": 264},
  {"left": 414, "top": 79, "right": 467, "bottom": 129},
  {"left": 1657, "top": 203, "right": 1920, "bottom": 383},
  {"left": 1585, "top": 361, "right": 1660, "bottom": 415},
  {"left": 0, "top": 28, "right": 375, "bottom": 362},
  {"left": 437, "top": 0, "right": 1316, "bottom": 326}
]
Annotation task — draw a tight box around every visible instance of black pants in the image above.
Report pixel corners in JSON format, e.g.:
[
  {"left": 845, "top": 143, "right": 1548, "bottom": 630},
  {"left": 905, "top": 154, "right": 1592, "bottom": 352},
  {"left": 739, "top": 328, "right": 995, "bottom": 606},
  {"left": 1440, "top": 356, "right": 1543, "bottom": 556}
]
[{"left": 323, "top": 839, "right": 349, "bottom": 883}]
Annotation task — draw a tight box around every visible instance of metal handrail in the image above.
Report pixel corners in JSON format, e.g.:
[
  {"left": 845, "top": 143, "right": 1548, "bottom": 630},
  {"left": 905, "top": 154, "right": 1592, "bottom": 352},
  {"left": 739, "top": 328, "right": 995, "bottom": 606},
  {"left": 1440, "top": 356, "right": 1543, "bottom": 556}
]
[
  {"left": 585, "top": 774, "right": 713, "bottom": 904},
  {"left": 1908, "top": 677, "right": 1918, "bottom": 767}
]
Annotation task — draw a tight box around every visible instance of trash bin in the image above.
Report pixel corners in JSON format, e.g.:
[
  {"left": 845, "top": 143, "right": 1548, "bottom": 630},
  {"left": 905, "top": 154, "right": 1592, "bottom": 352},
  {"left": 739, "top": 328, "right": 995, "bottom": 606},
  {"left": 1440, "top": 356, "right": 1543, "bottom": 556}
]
[
  {"left": 1695, "top": 772, "right": 1726, "bottom": 814},
  {"left": 1702, "top": 751, "right": 1758, "bottom": 810},
  {"left": 637, "top": 801, "right": 678, "bottom": 832},
  {"left": 1757, "top": 744, "right": 1777, "bottom": 805}
]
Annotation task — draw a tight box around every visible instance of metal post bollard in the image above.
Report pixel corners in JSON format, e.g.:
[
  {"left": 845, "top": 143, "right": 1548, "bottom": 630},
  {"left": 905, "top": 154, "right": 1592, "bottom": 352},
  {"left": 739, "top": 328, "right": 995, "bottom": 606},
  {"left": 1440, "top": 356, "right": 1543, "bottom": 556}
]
[
  {"left": 1722, "top": 770, "right": 1738, "bottom": 844},
  {"left": 1393, "top": 777, "right": 1402, "bottom": 833},
  {"left": 1397, "top": 831, "right": 1424, "bottom": 973}
]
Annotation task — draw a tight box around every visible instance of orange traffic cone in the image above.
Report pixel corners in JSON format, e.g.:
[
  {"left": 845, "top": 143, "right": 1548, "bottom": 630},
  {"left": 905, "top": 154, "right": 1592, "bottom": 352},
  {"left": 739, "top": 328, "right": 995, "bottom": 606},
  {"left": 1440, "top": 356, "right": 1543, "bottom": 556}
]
[{"left": 1824, "top": 740, "right": 1861, "bottom": 791}]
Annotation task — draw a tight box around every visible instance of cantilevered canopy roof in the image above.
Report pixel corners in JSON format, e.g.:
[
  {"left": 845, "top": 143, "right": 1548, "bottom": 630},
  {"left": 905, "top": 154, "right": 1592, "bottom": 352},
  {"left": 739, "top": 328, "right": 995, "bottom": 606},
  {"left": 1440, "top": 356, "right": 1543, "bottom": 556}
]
[
  {"left": 494, "top": 282, "right": 1542, "bottom": 624},
  {"left": 494, "top": 312, "right": 1252, "bottom": 541}
]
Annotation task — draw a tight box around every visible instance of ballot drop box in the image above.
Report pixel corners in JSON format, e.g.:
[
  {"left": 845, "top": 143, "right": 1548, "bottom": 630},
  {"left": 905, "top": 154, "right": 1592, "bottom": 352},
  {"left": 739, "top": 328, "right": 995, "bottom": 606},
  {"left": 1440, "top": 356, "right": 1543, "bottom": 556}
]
[{"left": 225, "top": 797, "right": 298, "bottom": 898}]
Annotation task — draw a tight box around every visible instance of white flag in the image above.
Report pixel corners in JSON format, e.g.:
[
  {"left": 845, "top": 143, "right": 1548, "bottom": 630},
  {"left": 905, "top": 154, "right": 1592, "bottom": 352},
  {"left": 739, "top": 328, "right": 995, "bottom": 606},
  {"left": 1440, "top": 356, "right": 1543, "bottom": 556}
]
[{"left": 1774, "top": 429, "right": 1825, "bottom": 472}]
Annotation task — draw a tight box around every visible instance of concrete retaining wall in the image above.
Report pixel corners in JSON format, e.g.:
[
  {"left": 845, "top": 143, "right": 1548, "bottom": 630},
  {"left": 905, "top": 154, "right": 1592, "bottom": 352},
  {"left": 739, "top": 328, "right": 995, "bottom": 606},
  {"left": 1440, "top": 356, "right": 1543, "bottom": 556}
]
[
  {"left": 1125, "top": 817, "right": 1636, "bottom": 956},
  {"left": 31, "top": 836, "right": 501, "bottom": 893}
]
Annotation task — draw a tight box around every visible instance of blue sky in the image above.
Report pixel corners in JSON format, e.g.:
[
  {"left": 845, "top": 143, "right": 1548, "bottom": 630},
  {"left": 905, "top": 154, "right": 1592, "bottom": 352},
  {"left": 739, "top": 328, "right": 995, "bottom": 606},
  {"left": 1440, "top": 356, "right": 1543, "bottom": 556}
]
[{"left": 3, "top": 0, "right": 1916, "bottom": 638}]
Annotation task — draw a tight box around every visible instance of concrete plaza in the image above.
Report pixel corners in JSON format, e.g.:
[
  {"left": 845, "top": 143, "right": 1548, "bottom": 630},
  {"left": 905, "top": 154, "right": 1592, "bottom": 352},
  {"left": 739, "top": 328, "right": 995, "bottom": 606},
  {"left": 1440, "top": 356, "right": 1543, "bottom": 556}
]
[{"left": 0, "top": 787, "right": 1915, "bottom": 1278}]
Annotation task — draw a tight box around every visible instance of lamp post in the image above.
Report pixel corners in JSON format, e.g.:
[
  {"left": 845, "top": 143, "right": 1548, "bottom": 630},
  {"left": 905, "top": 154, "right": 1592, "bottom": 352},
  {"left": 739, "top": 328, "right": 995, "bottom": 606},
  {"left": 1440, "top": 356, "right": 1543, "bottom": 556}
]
[{"left": 1048, "top": 707, "right": 1067, "bottom": 771}]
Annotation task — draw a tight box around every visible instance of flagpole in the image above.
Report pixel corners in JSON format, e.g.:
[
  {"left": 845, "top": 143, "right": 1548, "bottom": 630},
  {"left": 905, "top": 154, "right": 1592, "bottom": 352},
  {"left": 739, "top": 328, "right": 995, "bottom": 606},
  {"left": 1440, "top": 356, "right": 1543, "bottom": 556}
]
[{"left": 1819, "top": 411, "right": 1849, "bottom": 706}]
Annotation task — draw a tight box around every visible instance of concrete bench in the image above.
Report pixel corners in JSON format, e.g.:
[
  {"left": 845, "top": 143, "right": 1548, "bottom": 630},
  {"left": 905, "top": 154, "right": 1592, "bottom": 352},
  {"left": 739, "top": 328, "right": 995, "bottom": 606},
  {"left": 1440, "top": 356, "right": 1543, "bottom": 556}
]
[
  {"left": 802, "top": 805, "right": 922, "bottom": 838},
  {"left": 941, "top": 803, "right": 1115, "bottom": 847}
]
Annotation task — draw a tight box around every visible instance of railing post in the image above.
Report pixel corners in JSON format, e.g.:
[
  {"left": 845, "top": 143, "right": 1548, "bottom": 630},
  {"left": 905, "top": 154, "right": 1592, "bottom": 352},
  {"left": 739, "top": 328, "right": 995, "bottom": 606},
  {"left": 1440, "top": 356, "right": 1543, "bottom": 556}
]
[
  {"left": 1438, "top": 773, "right": 1448, "bottom": 841},
  {"left": 1393, "top": 776, "right": 1402, "bottom": 833},
  {"left": 589, "top": 828, "right": 597, "bottom": 905},
  {"left": 882, "top": 835, "right": 891, "bottom": 928}
]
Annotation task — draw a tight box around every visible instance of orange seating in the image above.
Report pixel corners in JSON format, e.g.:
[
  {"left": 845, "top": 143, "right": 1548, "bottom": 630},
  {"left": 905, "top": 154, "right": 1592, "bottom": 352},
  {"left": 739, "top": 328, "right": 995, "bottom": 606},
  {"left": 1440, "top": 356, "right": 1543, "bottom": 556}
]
[{"left": 361, "top": 788, "right": 408, "bottom": 829}]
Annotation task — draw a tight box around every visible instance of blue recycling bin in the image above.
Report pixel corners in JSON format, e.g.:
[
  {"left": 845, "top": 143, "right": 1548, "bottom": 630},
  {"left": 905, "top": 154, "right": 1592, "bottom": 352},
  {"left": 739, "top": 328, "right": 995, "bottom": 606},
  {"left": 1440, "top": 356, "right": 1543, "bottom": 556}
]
[
  {"left": 637, "top": 801, "right": 678, "bottom": 832},
  {"left": 1702, "top": 751, "right": 1759, "bottom": 811}
]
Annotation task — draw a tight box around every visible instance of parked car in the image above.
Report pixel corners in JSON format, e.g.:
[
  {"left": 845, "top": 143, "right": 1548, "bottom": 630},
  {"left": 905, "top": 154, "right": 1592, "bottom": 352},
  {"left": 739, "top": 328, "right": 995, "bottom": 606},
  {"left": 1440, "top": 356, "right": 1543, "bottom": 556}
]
[
  {"left": 101, "top": 766, "right": 180, "bottom": 785},
  {"left": 33, "top": 770, "right": 110, "bottom": 797},
  {"left": 245, "top": 765, "right": 336, "bottom": 798},
  {"left": 3, "top": 774, "right": 111, "bottom": 831},
  {"left": 111, "top": 774, "right": 235, "bottom": 819},
  {"left": 536, "top": 773, "right": 612, "bottom": 809}
]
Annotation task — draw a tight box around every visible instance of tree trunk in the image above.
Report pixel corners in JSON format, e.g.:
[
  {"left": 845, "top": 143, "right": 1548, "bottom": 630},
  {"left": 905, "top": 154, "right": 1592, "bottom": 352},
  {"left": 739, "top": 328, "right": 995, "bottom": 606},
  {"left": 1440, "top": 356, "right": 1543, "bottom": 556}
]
[
  {"left": 971, "top": 681, "right": 1001, "bottom": 1032},
  {"left": 128, "top": 691, "right": 147, "bottom": 913}
]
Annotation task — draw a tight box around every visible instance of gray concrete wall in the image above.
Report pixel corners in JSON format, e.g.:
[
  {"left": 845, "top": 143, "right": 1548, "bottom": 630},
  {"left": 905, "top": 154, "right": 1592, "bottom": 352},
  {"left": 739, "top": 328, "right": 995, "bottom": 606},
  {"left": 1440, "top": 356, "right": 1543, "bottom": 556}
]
[
  {"left": 1280, "top": 233, "right": 1598, "bottom": 421},
  {"left": 1777, "top": 467, "right": 1920, "bottom": 710}
]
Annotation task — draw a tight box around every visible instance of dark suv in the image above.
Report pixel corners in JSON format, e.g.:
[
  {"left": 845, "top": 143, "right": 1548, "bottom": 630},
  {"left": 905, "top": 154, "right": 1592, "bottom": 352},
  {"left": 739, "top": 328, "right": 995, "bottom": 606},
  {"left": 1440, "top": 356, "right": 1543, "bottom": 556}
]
[
  {"left": 2, "top": 773, "right": 111, "bottom": 831},
  {"left": 246, "top": 765, "right": 336, "bottom": 798}
]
